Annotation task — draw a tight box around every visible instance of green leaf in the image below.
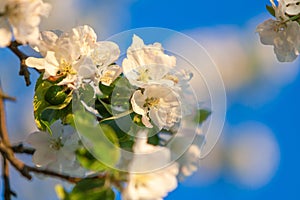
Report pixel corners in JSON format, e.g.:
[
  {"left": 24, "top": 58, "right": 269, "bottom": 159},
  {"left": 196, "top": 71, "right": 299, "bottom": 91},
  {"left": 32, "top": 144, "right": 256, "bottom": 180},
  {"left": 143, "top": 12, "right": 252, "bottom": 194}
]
[
  {"left": 96, "top": 98, "right": 113, "bottom": 116},
  {"left": 111, "top": 77, "right": 135, "bottom": 111},
  {"left": 74, "top": 111, "right": 120, "bottom": 167},
  {"left": 197, "top": 109, "right": 211, "bottom": 125},
  {"left": 266, "top": 5, "right": 276, "bottom": 17},
  {"left": 45, "top": 85, "right": 67, "bottom": 105},
  {"left": 147, "top": 134, "right": 159, "bottom": 145},
  {"left": 78, "top": 84, "right": 96, "bottom": 106},
  {"left": 70, "top": 179, "right": 115, "bottom": 200},
  {"left": 34, "top": 79, "right": 72, "bottom": 132},
  {"left": 56, "top": 179, "right": 115, "bottom": 200},
  {"left": 76, "top": 147, "right": 108, "bottom": 172}
]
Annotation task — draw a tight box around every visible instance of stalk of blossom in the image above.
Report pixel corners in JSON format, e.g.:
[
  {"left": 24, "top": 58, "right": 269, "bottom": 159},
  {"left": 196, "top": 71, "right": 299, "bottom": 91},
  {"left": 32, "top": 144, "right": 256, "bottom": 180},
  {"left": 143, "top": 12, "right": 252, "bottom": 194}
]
[
  {"left": 0, "top": 0, "right": 51, "bottom": 47},
  {"left": 122, "top": 129, "right": 178, "bottom": 200},
  {"left": 26, "top": 121, "right": 85, "bottom": 176},
  {"left": 25, "top": 25, "right": 121, "bottom": 89},
  {"left": 131, "top": 85, "right": 181, "bottom": 130}
]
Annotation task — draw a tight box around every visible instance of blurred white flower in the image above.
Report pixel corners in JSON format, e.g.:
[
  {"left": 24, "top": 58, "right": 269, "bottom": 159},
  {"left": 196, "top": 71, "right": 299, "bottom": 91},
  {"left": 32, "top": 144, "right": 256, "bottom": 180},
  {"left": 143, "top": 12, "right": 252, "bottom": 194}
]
[
  {"left": 26, "top": 122, "right": 84, "bottom": 176},
  {"left": 122, "top": 35, "right": 177, "bottom": 87},
  {"left": 131, "top": 85, "right": 181, "bottom": 130},
  {"left": 25, "top": 25, "right": 121, "bottom": 89},
  {"left": 169, "top": 129, "right": 204, "bottom": 180},
  {"left": 0, "top": 0, "right": 51, "bottom": 47},
  {"left": 123, "top": 130, "right": 178, "bottom": 200},
  {"left": 227, "top": 122, "right": 280, "bottom": 189}
]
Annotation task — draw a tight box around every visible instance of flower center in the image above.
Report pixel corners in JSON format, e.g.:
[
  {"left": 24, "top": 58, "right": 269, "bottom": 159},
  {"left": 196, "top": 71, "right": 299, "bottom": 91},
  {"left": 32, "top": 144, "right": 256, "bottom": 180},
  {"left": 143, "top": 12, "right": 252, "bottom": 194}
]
[
  {"left": 137, "top": 69, "right": 150, "bottom": 82},
  {"left": 144, "top": 97, "right": 160, "bottom": 108},
  {"left": 58, "top": 60, "right": 77, "bottom": 76},
  {"left": 49, "top": 137, "right": 63, "bottom": 150},
  {"left": 133, "top": 174, "right": 151, "bottom": 188}
]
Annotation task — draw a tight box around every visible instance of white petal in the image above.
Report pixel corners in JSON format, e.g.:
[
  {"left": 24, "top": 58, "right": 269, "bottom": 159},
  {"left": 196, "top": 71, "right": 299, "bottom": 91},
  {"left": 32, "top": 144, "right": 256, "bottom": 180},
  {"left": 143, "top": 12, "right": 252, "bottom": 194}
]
[
  {"left": 92, "top": 41, "right": 120, "bottom": 66},
  {"left": 32, "top": 147, "right": 56, "bottom": 167},
  {"left": 131, "top": 90, "right": 147, "bottom": 116},
  {"left": 26, "top": 131, "right": 51, "bottom": 148},
  {"left": 100, "top": 65, "right": 122, "bottom": 86}
]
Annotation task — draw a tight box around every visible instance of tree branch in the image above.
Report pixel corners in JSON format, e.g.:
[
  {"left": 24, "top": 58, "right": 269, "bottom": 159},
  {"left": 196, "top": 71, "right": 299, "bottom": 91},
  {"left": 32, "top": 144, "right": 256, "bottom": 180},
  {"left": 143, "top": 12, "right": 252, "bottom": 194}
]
[
  {"left": 2, "top": 155, "right": 17, "bottom": 200},
  {"left": 11, "top": 143, "right": 35, "bottom": 155},
  {"left": 7, "top": 41, "right": 31, "bottom": 86}
]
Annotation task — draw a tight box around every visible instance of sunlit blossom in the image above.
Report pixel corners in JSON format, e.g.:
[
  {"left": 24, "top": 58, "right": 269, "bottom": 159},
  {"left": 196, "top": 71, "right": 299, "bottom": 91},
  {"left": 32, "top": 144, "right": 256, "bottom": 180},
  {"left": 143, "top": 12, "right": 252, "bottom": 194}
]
[
  {"left": 131, "top": 85, "right": 181, "bottom": 130},
  {"left": 25, "top": 25, "right": 121, "bottom": 89}
]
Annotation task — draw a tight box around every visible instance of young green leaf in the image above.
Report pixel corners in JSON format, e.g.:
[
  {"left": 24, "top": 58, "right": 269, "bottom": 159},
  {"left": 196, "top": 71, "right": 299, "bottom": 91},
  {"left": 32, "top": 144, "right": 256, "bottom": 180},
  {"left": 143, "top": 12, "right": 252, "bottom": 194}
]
[
  {"left": 74, "top": 111, "right": 120, "bottom": 168},
  {"left": 266, "top": 5, "right": 276, "bottom": 17},
  {"left": 197, "top": 109, "right": 211, "bottom": 125}
]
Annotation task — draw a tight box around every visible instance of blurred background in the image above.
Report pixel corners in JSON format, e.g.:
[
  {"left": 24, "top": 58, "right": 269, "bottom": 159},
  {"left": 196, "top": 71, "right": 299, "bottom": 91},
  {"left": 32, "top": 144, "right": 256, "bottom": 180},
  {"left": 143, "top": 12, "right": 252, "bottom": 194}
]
[{"left": 0, "top": 0, "right": 299, "bottom": 199}]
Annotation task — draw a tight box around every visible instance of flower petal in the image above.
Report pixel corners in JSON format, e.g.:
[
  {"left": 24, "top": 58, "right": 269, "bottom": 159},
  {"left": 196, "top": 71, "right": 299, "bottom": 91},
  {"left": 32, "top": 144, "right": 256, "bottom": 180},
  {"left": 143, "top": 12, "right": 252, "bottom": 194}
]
[{"left": 32, "top": 147, "right": 56, "bottom": 167}]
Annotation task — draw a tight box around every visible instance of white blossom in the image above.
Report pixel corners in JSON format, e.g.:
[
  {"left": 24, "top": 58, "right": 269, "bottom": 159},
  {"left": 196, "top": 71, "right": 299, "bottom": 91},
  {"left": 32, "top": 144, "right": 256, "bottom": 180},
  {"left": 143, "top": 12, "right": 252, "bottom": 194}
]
[
  {"left": 256, "top": 0, "right": 300, "bottom": 62},
  {"left": 122, "top": 35, "right": 177, "bottom": 87},
  {"left": 0, "top": 0, "right": 51, "bottom": 47},
  {"left": 282, "top": 0, "right": 300, "bottom": 15},
  {"left": 122, "top": 130, "right": 178, "bottom": 200},
  {"left": 25, "top": 25, "right": 121, "bottom": 89},
  {"left": 131, "top": 85, "right": 181, "bottom": 130},
  {"left": 26, "top": 122, "right": 84, "bottom": 176},
  {"left": 257, "top": 19, "right": 300, "bottom": 62}
]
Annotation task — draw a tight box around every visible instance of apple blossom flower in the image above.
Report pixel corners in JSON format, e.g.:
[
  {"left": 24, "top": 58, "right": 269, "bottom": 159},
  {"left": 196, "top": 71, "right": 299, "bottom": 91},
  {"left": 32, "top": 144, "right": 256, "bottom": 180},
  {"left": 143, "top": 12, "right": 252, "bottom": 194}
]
[
  {"left": 122, "top": 130, "right": 178, "bottom": 200},
  {"left": 122, "top": 35, "right": 178, "bottom": 87},
  {"left": 256, "top": 0, "right": 300, "bottom": 62},
  {"left": 0, "top": 0, "right": 51, "bottom": 47},
  {"left": 25, "top": 25, "right": 121, "bottom": 89},
  {"left": 256, "top": 19, "right": 300, "bottom": 62},
  {"left": 131, "top": 85, "right": 181, "bottom": 130},
  {"left": 26, "top": 121, "right": 84, "bottom": 176}
]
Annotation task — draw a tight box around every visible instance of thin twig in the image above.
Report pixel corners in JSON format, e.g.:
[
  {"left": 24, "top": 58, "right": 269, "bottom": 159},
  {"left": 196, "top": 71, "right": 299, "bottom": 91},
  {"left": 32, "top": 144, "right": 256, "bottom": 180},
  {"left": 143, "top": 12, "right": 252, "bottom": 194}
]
[
  {"left": 7, "top": 41, "right": 31, "bottom": 86},
  {"left": 0, "top": 87, "right": 11, "bottom": 146},
  {"left": 2, "top": 155, "right": 17, "bottom": 200},
  {"left": 11, "top": 143, "right": 35, "bottom": 155},
  {"left": 0, "top": 141, "right": 32, "bottom": 180},
  {"left": 26, "top": 166, "right": 83, "bottom": 184},
  {"left": 0, "top": 92, "right": 15, "bottom": 102}
]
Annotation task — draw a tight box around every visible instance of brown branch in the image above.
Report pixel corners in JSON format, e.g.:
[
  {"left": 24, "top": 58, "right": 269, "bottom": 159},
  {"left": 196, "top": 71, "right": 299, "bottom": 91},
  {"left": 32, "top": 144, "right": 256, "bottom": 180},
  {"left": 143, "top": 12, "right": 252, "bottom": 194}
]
[
  {"left": 2, "top": 155, "right": 17, "bottom": 200},
  {"left": 0, "top": 87, "right": 11, "bottom": 146},
  {"left": 11, "top": 143, "right": 35, "bottom": 155},
  {"left": 8, "top": 41, "right": 31, "bottom": 86},
  {"left": 0, "top": 141, "right": 32, "bottom": 180},
  {"left": 26, "top": 166, "right": 83, "bottom": 184}
]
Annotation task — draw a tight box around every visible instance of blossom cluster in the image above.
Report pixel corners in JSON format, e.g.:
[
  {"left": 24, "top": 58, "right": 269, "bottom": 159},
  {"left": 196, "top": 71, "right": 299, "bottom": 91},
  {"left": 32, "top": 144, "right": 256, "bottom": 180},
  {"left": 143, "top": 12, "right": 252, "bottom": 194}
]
[
  {"left": 0, "top": 1, "right": 208, "bottom": 200},
  {"left": 256, "top": 0, "right": 300, "bottom": 62},
  {"left": 21, "top": 25, "right": 206, "bottom": 200}
]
